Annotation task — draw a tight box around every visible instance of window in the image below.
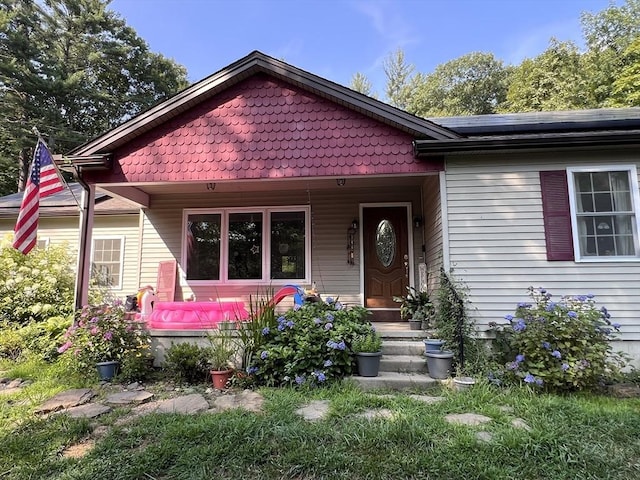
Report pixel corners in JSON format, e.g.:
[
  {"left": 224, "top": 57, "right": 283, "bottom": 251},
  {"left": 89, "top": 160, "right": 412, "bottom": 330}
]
[
  {"left": 184, "top": 207, "right": 310, "bottom": 283},
  {"left": 92, "top": 237, "right": 124, "bottom": 288},
  {"left": 37, "top": 238, "right": 49, "bottom": 249},
  {"left": 567, "top": 166, "right": 640, "bottom": 261}
]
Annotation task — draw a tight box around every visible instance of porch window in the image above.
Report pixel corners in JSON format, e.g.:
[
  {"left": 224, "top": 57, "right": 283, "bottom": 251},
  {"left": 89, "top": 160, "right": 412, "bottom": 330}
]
[
  {"left": 567, "top": 166, "right": 640, "bottom": 260},
  {"left": 184, "top": 206, "right": 310, "bottom": 283},
  {"left": 91, "top": 237, "right": 124, "bottom": 288}
]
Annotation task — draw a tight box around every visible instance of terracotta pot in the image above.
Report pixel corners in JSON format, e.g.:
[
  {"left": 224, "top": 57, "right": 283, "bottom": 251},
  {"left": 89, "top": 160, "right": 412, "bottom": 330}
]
[{"left": 210, "top": 369, "right": 233, "bottom": 389}]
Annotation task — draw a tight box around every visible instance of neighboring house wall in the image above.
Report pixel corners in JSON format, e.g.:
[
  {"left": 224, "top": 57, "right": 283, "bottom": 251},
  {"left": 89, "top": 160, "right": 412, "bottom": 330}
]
[
  {"left": 444, "top": 149, "right": 640, "bottom": 363},
  {"left": 136, "top": 185, "right": 426, "bottom": 306},
  {"left": 0, "top": 215, "right": 140, "bottom": 299}
]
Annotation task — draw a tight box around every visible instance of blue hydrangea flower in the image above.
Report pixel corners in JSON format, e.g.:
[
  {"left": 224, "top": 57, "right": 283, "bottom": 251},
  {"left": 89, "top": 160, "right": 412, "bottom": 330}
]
[
  {"left": 316, "top": 372, "right": 326, "bottom": 382},
  {"left": 260, "top": 351, "right": 268, "bottom": 360},
  {"left": 561, "top": 363, "right": 570, "bottom": 372},
  {"left": 326, "top": 297, "right": 334, "bottom": 304},
  {"left": 568, "top": 311, "right": 578, "bottom": 318},
  {"left": 324, "top": 322, "right": 333, "bottom": 330},
  {"left": 295, "top": 375, "right": 305, "bottom": 385},
  {"left": 587, "top": 293, "right": 594, "bottom": 299},
  {"left": 293, "top": 303, "right": 301, "bottom": 310},
  {"left": 261, "top": 327, "right": 270, "bottom": 336},
  {"left": 552, "top": 350, "right": 562, "bottom": 359},
  {"left": 507, "top": 361, "right": 519, "bottom": 371},
  {"left": 286, "top": 320, "right": 294, "bottom": 328},
  {"left": 323, "top": 359, "right": 333, "bottom": 367},
  {"left": 612, "top": 322, "right": 621, "bottom": 329},
  {"left": 247, "top": 366, "right": 258, "bottom": 374},
  {"left": 277, "top": 323, "right": 285, "bottom": 331},
  {"left": 515, "top": 354, "right": 525, "bottom": 363},
  {"left": 545, "top": 302, "right": 557, "bottom": 312},
  {"left": 524, "top": 373, "right": 535, "bottom": 383},
  {"left": 505, "top": 314, "right": 514, "bottom": 321},
  {"left": 542, "top": 341, "right": 551, "bottom": 350},
  {"left": 277, "top": 315, "right": 286, "bottom": 324},
  {"left": 326, "top": 340, "right": 337, "bottom": 349},
  {"left": 337, "top": 340, "right": 346, "bottom": 351},
  {"left": 325, "top": 313, "right": 334, "bottom": 322},
  {"left": 513, "top": 319, "right": 526, "bottom": 332},
  {"left": 335, "top": 301, "right": 344, "bottom": 310}
]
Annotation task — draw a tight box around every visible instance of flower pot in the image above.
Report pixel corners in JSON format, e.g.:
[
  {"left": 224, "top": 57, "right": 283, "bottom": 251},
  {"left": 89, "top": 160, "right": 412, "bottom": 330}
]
[
  {"left": 425, "top": 350, "right": 454, "bottom": 379},
  {"left": 96, "top": 361, "right": 119, "bottom": 381},
  {"left": 423, "top": 339, "right": 444, "bottom": 353},
  {"left": 453, "top": 376, "right": 476, "bottom": 391},
  {"left": 408, "top": 319, "right": 422, "bottom": 330},
  {"left": 210, "top": 369, "right": 233, "bottom": 389},
  {"left": 355, "top": 351, "right": 382, "bottom": 377}
]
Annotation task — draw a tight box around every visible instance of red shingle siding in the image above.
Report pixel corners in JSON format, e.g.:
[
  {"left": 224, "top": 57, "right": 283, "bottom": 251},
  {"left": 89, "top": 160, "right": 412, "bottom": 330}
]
[{"left": 86, "top": 74, "right": 442, "bottom": 184}]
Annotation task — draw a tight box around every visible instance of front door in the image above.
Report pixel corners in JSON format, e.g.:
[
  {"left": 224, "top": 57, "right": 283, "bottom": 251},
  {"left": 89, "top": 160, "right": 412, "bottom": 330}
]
[{"left": 363, "top": 206, "right": 409, "bottom": 321}]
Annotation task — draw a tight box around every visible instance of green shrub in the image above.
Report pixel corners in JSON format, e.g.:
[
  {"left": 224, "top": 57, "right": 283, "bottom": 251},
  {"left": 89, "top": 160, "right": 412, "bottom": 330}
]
[
  {"left": 0, "top": 316, "right": 70, "bottom": 361},
  {"left": 0, "top": 238, "right": 75, "bottom": 325},
  {"left": 250, "top": 298, "right": 371, "bottom": 387},
  {"left": 352, "top": 330, "right": 382, "bottom": 353},
  {"left": 163, "top": 342, "right": 211, "bottom": 384},
  {"left": 490, "top": 287, "right": 626, "bottom": 391}
]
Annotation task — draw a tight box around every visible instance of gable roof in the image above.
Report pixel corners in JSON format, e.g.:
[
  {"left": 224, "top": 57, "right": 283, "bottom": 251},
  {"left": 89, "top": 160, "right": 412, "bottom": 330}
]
[{"left": 68, "top": 51, "right": 459, "bottom": 160}]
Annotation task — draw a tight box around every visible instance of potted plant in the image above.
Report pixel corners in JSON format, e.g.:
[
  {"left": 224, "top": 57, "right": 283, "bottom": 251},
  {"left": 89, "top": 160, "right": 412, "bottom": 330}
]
[
  {"left": 57, "top": 301, "right": 151, "bottom": 381},
  {"left": 393, "top": 286, "right": 435, "bottom": 330},
  {"left": 207, "top": 328, "right": 238, "bottom": 389},
  {"left": 352, "top": 329, "right": 383, "bottom": 377}
]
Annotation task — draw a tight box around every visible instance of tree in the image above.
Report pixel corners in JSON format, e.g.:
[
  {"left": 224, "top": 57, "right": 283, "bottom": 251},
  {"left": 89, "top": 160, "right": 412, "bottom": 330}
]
[
  {"left": 501, "top": 40, "right": 589, "bottom": 113},
  {"left": 349, "top": 72, "right": 376, "bottom": 98},
  {"left": 405, "top": 52, "right": 510, "bottom": 117},
  {"left": 610, "top": 37, "right": 640, "bottom": 106},
  {"left": 383, "top": 48, "right": 416, "bottom": 110},
  {"left": 0, "top": 0, "right": 189, "bottom": 195}
]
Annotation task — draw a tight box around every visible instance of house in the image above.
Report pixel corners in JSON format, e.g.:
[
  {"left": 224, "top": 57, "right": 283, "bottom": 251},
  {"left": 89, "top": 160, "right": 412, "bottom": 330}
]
[
  {"left": 0, "top": 183, "right": 141, "bottom": 297},
  {"left": 9, "top": 50, "right": 640, "bottom": 364}
]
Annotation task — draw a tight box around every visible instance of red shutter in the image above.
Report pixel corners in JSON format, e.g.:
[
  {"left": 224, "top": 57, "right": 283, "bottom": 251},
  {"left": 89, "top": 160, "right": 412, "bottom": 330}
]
[{"left": 540, "top": 171, "right": 574, "bottom": 261}]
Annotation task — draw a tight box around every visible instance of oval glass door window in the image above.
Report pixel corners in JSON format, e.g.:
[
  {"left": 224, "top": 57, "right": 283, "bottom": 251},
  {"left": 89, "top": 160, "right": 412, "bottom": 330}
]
[{"left": 376, "top": 219, "right": 396, "bottom": 267}]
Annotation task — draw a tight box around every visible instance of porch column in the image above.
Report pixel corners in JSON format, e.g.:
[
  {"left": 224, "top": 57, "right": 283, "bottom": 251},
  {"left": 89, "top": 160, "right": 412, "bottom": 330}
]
[{"left": 74, "top": 183, "right": 95, "bottom": 309}]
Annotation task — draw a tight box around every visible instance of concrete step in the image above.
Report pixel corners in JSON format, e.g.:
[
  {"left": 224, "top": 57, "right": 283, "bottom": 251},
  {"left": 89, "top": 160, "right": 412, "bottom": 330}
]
[
  {"left": 376, "top": 329, "right": 432, "bottom": 340},
  {"left": 380, "top": 354, "right": 427, "bottom": 373},
  {"left": 348, "top": 371, "right": 438, "bottom": 391},
  {"left": 381, "top": 340, "right": 425, "bottom": 356}
]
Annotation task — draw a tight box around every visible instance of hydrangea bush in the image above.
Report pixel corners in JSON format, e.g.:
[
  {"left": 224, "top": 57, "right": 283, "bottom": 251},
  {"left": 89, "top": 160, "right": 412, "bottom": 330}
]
[
  {"left": 58, "top": 301, "right": 152, "bottom": 378},
  {"left": 0, "top": 237, "right": 75, "bottom": 325},
  {"left": 249, "top": 298, "right": 372, "bottom": 387},
  {"left": 491, "top": 287, "right": 625, "bottom": 391}
]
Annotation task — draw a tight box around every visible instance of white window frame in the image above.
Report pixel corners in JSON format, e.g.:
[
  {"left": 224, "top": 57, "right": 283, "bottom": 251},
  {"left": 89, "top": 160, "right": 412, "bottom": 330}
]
[
  {"left": 91, "top": 236, "right": 125, "bottom": 289},
  {"left": 182, "top": 206, "right": 311, "bottom": 285},
  {"left": 567, "top": 165, "right": 640, "bottom": 262},
  {"left": 37, "top": 237, "right": 50, "bottom": 249}
]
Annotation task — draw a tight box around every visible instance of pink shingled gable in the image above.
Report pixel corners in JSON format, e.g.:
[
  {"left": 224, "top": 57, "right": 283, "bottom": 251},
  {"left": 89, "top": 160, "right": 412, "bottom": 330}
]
[{"left": 86, "top": 74, "right": 443, "bottom": 184}]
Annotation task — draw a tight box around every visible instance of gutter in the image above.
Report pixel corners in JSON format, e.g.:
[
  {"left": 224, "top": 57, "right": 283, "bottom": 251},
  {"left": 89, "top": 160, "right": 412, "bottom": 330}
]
[{"left": 413, "top": 129, "right": 640, "bottom": 157}]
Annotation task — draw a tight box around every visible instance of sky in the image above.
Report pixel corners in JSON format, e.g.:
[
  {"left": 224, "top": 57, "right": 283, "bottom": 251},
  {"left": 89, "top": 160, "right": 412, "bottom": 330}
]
[{"left": 108, "top": 0, "right": 616, "bottom": 97}]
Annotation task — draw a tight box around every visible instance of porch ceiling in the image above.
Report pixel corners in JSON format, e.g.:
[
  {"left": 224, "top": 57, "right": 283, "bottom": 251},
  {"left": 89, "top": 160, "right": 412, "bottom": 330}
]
[{"left": 97, "top": 174, "right": 430, "bottom": 201}]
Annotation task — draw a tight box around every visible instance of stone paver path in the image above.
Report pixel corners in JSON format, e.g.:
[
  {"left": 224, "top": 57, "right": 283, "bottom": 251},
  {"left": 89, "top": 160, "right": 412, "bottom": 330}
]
[
  {"left": 36, "top": 388, "right": 95, "bottom": 414},
  {"left": 295, "top": 400, "right": 330, "bottom": 421},
  {"left": 105, "top": 391, "right": 154, "bottom": 405}
]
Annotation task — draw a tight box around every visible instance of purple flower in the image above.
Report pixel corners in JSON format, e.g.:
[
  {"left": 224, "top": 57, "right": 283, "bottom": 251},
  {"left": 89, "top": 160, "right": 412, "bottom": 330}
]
[
  {"left": 260, "top": 351, "right": 268, "bottom": 360},
  {"left": 325, "top": 313, "right": 334, "bottom": 322},
  {"left": 542, "top": 342, "right": 551, "bottom": 350},
  {"left": 323, "top": 359, "right": 333, "bottom": 367},
  {"left": 57, "top": 341, "right": 72, "bottom": 354},
  {"left": 324, "top": 323, "right": 333, "bottom": 330},
  {"left": 336, "top": 340, "right": 346, "bottom": 351},
  {"left": 335, "top": 302, "right": 344, "bottom": 310},
  {"left": 505, "top": 314, "right": 514, "bottom": 321},
  {"left": 286, "top": 320, "right": 294, "bottom": 328},
  {"left": 277, "top": 323, "right": 285, "bottom": 331},
  {"left": 316, "top": 372, "right": 326, "bottom": 382},
  {"left": 552, "top": 350, "right": 562, "bottom": 359},
  {"left": 568, "top": 311, "right": 578, "bottom": 318},
  {"left": 513, "top": 319, "right": 526, "bottom": 332},
  {"left": 612, "top": 322, "right": 621, "bottom": 329},
  {"left": 103, "top": 331, "right": 113, "bottom": 341},
  {"left": 561, "top": 363, "right": 570, "bottom": 372},
  {"left": 295, "top": 375, "right": 305, "bottom": 385},
  {"left": 261, "top": 327, "right": 270, "bottom": 336},
  {"left": 247, "top": 366, "right": 258, "bottom": 374},
  {"left": 277, "top": 316, "right": 286, "bottom": 324},
  {"left": 515, "top": 354, "right": 525, "bottom": 363},
  {"left": 524, "top": 373, "right": 535, "bottom": 383}
]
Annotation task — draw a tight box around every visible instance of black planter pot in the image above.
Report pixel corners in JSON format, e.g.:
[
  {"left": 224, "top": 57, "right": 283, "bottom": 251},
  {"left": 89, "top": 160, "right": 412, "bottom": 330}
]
[
  {"left": 96, "top": 361, "right": 119, "bottom": 381},
  {"left": 355, "top": 352, "right": 382, "bottom": 377}
]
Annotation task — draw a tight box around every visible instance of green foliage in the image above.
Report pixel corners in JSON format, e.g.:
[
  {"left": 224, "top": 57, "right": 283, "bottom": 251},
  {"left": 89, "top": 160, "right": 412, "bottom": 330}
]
[
  {"left": 206, "top": 328, "right": 238, "bottom": 371},
  {"left": 393, "top": 285, "right": 434, "bottom": 324},
  {"left": 235, "top": 290, "right": 278, "bottom": 370},
  {"left": 251, "top": 298, "right": 371, "bottom": 387},
  {"left": 0, "top": 238, "right": 75, "bottom": 325},
  {"left": 383, "top": 48, "right": 416, "bottom": 109},
  {"left": 163, "top": 342, "right": 211, "bottom": 384},
  {"left": 351, "top": 329, "right": 382, "bottom": 353},
  {"left": 491, "top": 287, "right": 626, "bottom": 391},
  {"left": 349, "top": 72, "right": 376, "bottom": 98},
  {"left": 407, "top": 52, "right": 510, "bottom": 117},
  {"left": 434, "top": 268, "right": 486, "bottom": 375},
  {"left": 0, "top": 315, "right": 70, "bottom": 361},
  {"left": 58, "top": 301, "right": 152, "bottom": 378}
]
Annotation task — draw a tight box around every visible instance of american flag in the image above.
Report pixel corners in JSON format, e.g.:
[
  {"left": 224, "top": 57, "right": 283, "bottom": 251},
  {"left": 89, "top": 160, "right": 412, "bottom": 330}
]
[{"left": 13, "top": 139, "right": 65, "bottom": 254}]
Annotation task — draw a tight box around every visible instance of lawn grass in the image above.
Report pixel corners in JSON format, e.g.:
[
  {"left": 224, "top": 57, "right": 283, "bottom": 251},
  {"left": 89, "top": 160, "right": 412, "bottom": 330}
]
[{"left": 1, "top": 361, "right": 639, "bottom": 479}]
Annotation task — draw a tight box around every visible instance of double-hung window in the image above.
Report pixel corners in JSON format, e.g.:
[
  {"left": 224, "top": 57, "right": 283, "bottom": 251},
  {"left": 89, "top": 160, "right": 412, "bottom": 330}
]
[
  {"left": 567, "top": 166, "right": 640, "bottom": 261},
  {"left": 91, "top": 237, "right": 125, "bottom": 288},
  {"left": 184, "top": 206, "right": 310, "bottom": 283}
]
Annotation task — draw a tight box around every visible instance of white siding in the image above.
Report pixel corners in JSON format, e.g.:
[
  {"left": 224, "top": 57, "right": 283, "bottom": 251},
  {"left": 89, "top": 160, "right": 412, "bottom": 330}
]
[
  {"left": 137, "top": 185, "right": 424, "bottom": 307},
  {"left": 444, "top": 150, "right": 640, "bottom": 345},
  {"left": 422, "top": 175, "right": 443, "bottom": 291},
  {"left": 0, "top": 215, "right": 140, "bottom": 298}
]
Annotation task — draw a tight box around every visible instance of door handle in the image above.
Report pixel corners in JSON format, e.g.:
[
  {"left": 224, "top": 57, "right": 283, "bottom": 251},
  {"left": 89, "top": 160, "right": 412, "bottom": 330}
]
[{"left": 403, "top": 254, "right": 409, "bottom": 279}]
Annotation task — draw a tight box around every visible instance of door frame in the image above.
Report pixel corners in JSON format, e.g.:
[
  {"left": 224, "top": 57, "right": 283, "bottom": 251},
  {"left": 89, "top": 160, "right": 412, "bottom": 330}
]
[{"left": 359, "top": 202, "right": 415, "bottom": 312}]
